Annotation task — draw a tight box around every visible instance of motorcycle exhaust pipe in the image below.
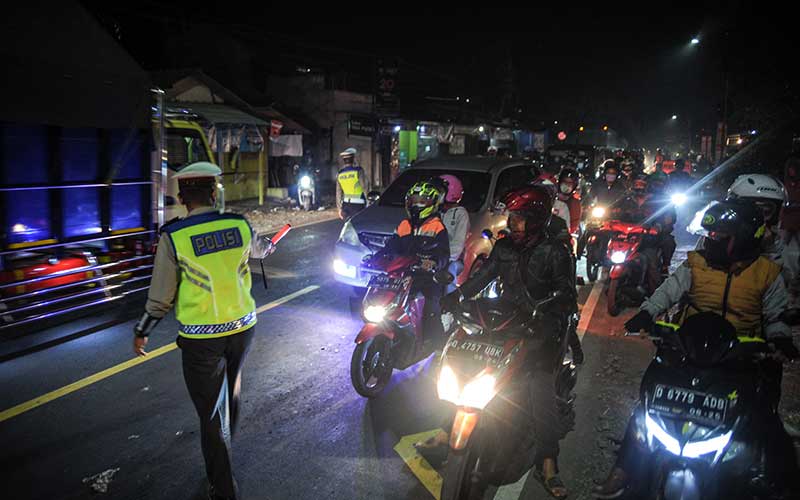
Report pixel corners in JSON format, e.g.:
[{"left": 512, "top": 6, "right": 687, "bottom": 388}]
[{"left": 450, "top": 408, "right": 480, "bottom": 450}]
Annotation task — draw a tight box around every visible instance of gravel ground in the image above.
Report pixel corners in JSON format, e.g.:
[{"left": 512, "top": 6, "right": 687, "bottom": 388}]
[{"left": 227, "top": 197, "right": 339, "bottom": 234}]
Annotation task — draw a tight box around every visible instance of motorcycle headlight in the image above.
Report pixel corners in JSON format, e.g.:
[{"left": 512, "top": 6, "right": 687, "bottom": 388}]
[
  {"left": 645, "top": 414, "right": 681, "bottom": 456},
  {"left": 300, "top": 175, "right": 312, "bottom": 189},
  {"left": 611, "top": 251, "right": 627, "bottom": 264},
  {"left": 363, "top": 305, "right": 387, "bottom": 323},
  {"left": 592, "top": 206, "right": 606, "bottom": 218},
  {"left": 460, "top": 373, "right": 497, "bottom": 409},
  {"left": 437, "top": 364, "right": 461, "bottom": 404},
  {"left": 671, "top": 193, "right": 688, "bottom": 206},
  {"left": 338, "top": 221, "right": 361, "bottom": 247}
]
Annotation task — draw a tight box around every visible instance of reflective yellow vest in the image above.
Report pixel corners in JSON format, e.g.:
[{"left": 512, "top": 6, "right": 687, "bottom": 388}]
[
  {"left": 685, "top": 251, "right": 781, "bottom": 338},
  {"left": 163, "top": 212, "right": 256, "bottom": 339},
  {"left": 337, "top": 166, "right": 364, "bottom": 199}
]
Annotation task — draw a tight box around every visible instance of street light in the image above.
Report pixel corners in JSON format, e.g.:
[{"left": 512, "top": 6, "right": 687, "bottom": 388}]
[
  {"left": 691, "top": 37, "right": 700, "bottom": 45},
  {"left": 672, "top": 115, "right": 678, "bottom": 120}
]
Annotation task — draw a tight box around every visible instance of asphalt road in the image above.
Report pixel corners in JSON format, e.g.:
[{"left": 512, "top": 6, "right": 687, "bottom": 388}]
[{"left": 0, "top": 204, "right": 724, "bottom": 500}]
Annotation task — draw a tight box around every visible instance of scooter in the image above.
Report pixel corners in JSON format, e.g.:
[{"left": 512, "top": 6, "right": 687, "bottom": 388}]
[
  {"left": 619, "top": 313, "right": 798, "bottom": 499},
  {"left": 437, "top": 289, "right": 578, "bottom": 500},
  {"left": 349, "top": 254, "right": 451, "bottom": 398},
  {"left": 605, "top": 221, "right": 661, "bottom": 316},
  {"left": 297, "top": 170, "right": 316, "bottom": 211}
]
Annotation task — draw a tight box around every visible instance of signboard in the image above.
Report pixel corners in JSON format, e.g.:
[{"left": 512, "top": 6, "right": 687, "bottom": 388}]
[
  {"left": 376, "top": 58, "right": 399, "bottom": 115},
  {"left": 348, "top": 114, "right": 375, "bottom": 137}
]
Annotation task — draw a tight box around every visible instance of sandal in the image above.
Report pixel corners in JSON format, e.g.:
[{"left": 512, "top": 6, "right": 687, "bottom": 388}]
[
  {"left": 534, "top": 468, "right": 568, "bottom": 499},
  {"left": 413, "top": 430, "right": 448, "bottom": 451}
]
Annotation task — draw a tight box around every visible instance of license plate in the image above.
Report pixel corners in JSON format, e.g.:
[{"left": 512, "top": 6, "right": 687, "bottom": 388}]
[
  {"left": 368, "top": 274, "right": 403, "bottom": 290},
  {"left": 651, "top": 384, "right": 727, "bottom": 425},
  {"left": 446, "top": 339, "right": 505, "bottom": 362}
]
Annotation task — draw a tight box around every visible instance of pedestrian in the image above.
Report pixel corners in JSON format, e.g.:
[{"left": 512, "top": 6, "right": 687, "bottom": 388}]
[
  {"left": 336, "top": 147, "right": 367, "bottom": 220},
  {"left": 132, "top": 162, "right": 275, "bottom": 500}
]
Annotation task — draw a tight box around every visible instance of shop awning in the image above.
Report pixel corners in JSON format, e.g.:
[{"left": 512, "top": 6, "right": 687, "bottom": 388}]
[{"left": 168, "top": 103, "right": 267, "bottom": 126}]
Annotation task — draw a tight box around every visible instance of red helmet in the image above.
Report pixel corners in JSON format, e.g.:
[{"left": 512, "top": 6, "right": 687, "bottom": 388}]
[{"left": 501, "top": 185, "right": 553, "bottom": 243}]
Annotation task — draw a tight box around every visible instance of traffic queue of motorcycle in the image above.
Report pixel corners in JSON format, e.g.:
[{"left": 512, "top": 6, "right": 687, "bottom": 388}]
[{"left": 343, "top": 155, "right": 800, "bottom": 500}]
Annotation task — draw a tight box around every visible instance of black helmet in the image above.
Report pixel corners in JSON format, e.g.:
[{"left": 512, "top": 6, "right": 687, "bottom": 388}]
[
  {"left": 558, "top": 167, "right": 579, "bottom": 195},
  {"left": 690, "top": 199, "right": 765, "bottom": 267},
  {"left": 602, "top": 159, "right": 618, "bottom": 174}
]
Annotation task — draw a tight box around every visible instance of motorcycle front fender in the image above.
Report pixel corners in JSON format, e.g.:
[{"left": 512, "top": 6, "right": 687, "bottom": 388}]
[
  {"left": 450, "top": 408, "right": 481, "bottom": 450},
  {"left": 662, "top": 468, "right": 702, "bottom": 500},
  {"left": 355, "top": 323, "right": 395, "bottom": 344},
  {"left": 610, "top": 264, "right": 626, "bottom": 280}
]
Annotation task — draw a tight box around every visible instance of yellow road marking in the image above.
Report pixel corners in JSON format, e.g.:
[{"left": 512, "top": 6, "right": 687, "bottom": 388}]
[
  {"left": 394, "top": 429, "right": 444, "bottom": 500},
  {"left": 0, "top": 285, "right": 320, "bottom": 424}
]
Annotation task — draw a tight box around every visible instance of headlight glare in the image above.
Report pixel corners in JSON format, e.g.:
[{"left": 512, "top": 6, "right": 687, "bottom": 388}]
[
  {"left": 460, "top": 374, "right": 497, "bottom": 409},
  {"left": 363, "top": 305, "right": 387, "bottom": 323},
  {"left": 437, "top": 364, "right": 461, "bottom": 403},
  {"left": 300, "top": 175, "right": 312, "bottom": 189},
  {"left": 592, "top": 206, "right": 606, "bottom": 218},
  {"left": 611, "top": 251, "right": 627, "bottom": 264}
]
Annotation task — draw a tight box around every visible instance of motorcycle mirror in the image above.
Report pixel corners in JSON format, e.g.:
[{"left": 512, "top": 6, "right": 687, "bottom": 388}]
[
  {"left": 481, "top": 229, "right": 494, "bottom": 240},
  {"left": 434, "top": 269, "right": 455, "bottom": 285}
]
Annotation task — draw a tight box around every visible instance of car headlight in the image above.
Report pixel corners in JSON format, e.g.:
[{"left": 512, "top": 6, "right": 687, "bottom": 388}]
[
  {"left": 363, "top": 305, "right": 387, "bottom": 323},
  {"left": 300, "top": 175, "right": 312, "bottom": 189},
  {"left": 611, "top": 251, "right": 627, "bottom": 264},
  {"left": 437, "top": 364, "right": 461, "bottom": 404},
  {"left": 460, "top": 373, "right": 497, "bottom": 409},
  {"left": 671, "top": 193, "right": 687, "bottom": 206},
  {"left": 338, "top": 221, "right": 361, "bottom": 247},
  {"left": 333, "top": 259, "right": 357, "bottom": 279},
  {"left": 592, "top": 206, "right": 606, "bottom": 218}
]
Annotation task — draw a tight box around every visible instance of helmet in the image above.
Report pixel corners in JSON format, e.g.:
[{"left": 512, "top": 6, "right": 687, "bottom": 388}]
[
  {"left": 500, "top": 185, "right": 553, "bottom": 244},
  {"left": 690, "top": 199, "right": 765, "bottom": 267},
  {"left": 439, "top": 174, "right": 464, "bottom": 203},
  {"left": 602, "top": 159, "right": 618, "bottom": 173},
  {"left": 557, "top": 167, "right": 579, "bottom": 195},
  {"left": 339, "top": 147, "right": 357, "bottom": 160},
  {"left": 405, "top": 180, "right": 444, "bottom": 226},
  {"left": 726, "top": 174, "right": 786, "bottom": 226}
]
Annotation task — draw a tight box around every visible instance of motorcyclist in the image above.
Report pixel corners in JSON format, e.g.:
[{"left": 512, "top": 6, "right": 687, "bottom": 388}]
[
  {"left": 442, "top": 184, "right": 578, "bottom": 498},
  {"left": 378, "top": 180, "right": 450, "bottom": 342},
  {"left": 593, "top": 199, "right": 797, "bottom": 499},
  {"left": 438, "top": 174, "right": 470, "bottom": 294},
  {"left": 590, "top": 160, "right": 628, "bottom": 209},
  {"left": 557, "top": 167, "right": 582, "bottom": 238}
]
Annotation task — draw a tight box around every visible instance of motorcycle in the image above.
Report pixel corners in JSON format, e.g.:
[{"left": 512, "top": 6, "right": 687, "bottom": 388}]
[
  {"left": 620, "top": 313, "right": 797, "bottom": 499},
  {"left": 579, "top": 204, "right": 610, "bottom": 282},
  {"left": 349, "top": 254, "right": 451, "bottom": 398},
  {"left": 297, "top": 170, "right": 316, "bottom": 211},
  {"left": 437, "top": 289, "right": 578, "bottom": 500},
  {"left": 605, "top": 221, "right": 661, "bottom": 316}
]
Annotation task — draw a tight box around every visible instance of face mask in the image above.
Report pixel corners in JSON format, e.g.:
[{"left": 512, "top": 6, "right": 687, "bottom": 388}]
[
  {"left": 559, "top": 183, "right": 573, "bottom": 194},
  {"left": 606, "top": 174, "right": 617, "bottom": 183},
  {"left": 705, "top": 237, "right": 732, "bottom": 268}
]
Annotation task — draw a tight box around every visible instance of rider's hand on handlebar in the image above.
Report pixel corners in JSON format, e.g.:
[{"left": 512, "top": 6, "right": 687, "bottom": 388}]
[
  {"left": 419, "top": 259, "right": 436, "bottom": 272},
  {"left": 441, "top": 291, "right": 463, "bottom": 312},
  {"left": 625, "top": 310, "right": 653, "bottom": 336}
]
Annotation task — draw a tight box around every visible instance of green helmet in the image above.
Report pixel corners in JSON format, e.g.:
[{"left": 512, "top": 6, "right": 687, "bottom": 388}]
[{"left": 405, "top": 180, "right": 444, "bottom": 226}]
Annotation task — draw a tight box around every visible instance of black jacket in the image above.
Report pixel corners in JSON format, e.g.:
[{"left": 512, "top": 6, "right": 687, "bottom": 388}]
[{"left": 460, "top": 235, "right": 577, "bottom": 324}]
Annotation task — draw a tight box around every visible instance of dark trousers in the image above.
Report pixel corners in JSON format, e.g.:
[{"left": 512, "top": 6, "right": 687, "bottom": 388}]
[
  {"left": 178, "top": 327, "right": 255, "bottom": 499},
  {"left": 415, "top": 279, "right": 444, "bottom": 342},
  {"left": 341, "top": 201, "right": 365, "bottom": 220},
  {"left": 529, "top": 332, "right": 562, "bottom": 468}
]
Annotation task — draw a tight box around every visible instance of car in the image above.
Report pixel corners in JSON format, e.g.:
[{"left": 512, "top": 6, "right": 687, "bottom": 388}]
[{"left": 332, "top": 156, "right": 543, "bottom": 291}]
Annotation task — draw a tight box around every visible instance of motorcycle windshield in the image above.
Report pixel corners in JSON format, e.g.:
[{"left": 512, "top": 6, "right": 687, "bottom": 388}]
[{"left": 676, "top": 312, "right": 738, "bottom": 367}]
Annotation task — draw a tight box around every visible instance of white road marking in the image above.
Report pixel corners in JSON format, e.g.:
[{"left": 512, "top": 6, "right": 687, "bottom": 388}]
[{"left": 577, "top": 268, "right": 606, "bottom": 339}]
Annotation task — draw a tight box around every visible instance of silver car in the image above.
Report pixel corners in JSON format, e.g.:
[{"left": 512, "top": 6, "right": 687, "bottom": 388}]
[{"left": 332, "top": 157, "right": 542, "bottom": 290}]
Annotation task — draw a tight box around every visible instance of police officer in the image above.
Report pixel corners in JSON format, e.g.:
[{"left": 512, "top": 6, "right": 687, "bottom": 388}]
[
  {"left": 132, "top": 162, "right": 274, "bottom": 500},
  {"left": 336, "top": 147, "right": 367, "bottom": 220}
]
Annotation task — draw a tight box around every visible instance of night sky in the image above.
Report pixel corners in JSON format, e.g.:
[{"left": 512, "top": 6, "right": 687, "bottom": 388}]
[{"left": 83, "top": 2, "right": 797, "bottom": 149}]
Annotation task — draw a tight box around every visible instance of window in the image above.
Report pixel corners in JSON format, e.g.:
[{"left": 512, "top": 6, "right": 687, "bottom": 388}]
[
  {"left": 379, "top": 169, "right": 491, "bottom": 213},
  {"left": 2, "top": 125, "right": 48, "bottom": 185},
  {"left": 493, "top": 165, "right": 539, "bottom": 202},
  {"left": 166, "top": 129, "right": 210, "bottom": 172},
  {"left": 63, "top": 189, "right": 102, "bottom": 238},
  {"left": 111, "top": 185, "right": 144, "bottom": 231},
  {"left": 111, "top": 129, "right": 145, "bottom": 180},
  {"left": 6, "top": 191, "right": 51, "bottom": 245}
]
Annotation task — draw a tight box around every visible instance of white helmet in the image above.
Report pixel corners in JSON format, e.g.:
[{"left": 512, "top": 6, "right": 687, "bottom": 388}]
[{"left": 726, "top": 174, "right": 786, "bottom": 226}]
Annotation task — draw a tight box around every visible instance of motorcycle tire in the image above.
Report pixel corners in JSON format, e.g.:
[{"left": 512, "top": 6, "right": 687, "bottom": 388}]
[
  {"left": 441, "top": 445, "right": 486, "bottom": 500},
  {"left": 607, "top": 278, "right": 621, "bottom": 316},
  {"left": 587, "top": 259, "right": 599, "bottom": 283},
  {"left": 350, "top": 336, "right": 392, "bottom": 398},
  {"left": 301, "top": 194, "right": 312, "bottom": 211}
]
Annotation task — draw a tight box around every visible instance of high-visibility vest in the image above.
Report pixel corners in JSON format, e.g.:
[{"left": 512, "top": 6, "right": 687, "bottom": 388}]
[
  {"left": 396, "top": 217, "right": 446, "bottom": 238},
  {"left": 685, "top": 251, "right": 781, "bottom": 338},
  {"left": 163, "top": 212, "right": 256, "bottom": 339},
  {"left": 337, "top": 166, "right": 364, "bottom": 199}
]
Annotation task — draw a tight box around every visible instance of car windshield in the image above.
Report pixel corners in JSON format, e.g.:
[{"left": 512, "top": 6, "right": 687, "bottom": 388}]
[{"left": 379, "top": 169, "right": 491, "bottom": 213}]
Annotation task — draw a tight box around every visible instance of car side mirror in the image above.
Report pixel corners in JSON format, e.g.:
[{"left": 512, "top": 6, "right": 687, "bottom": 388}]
[
  {"left": 434, "top": 269, "right": 455, "bottom": 285},
  {"left": 367, "top": 190, "right": 381, "bottom": 204}
]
